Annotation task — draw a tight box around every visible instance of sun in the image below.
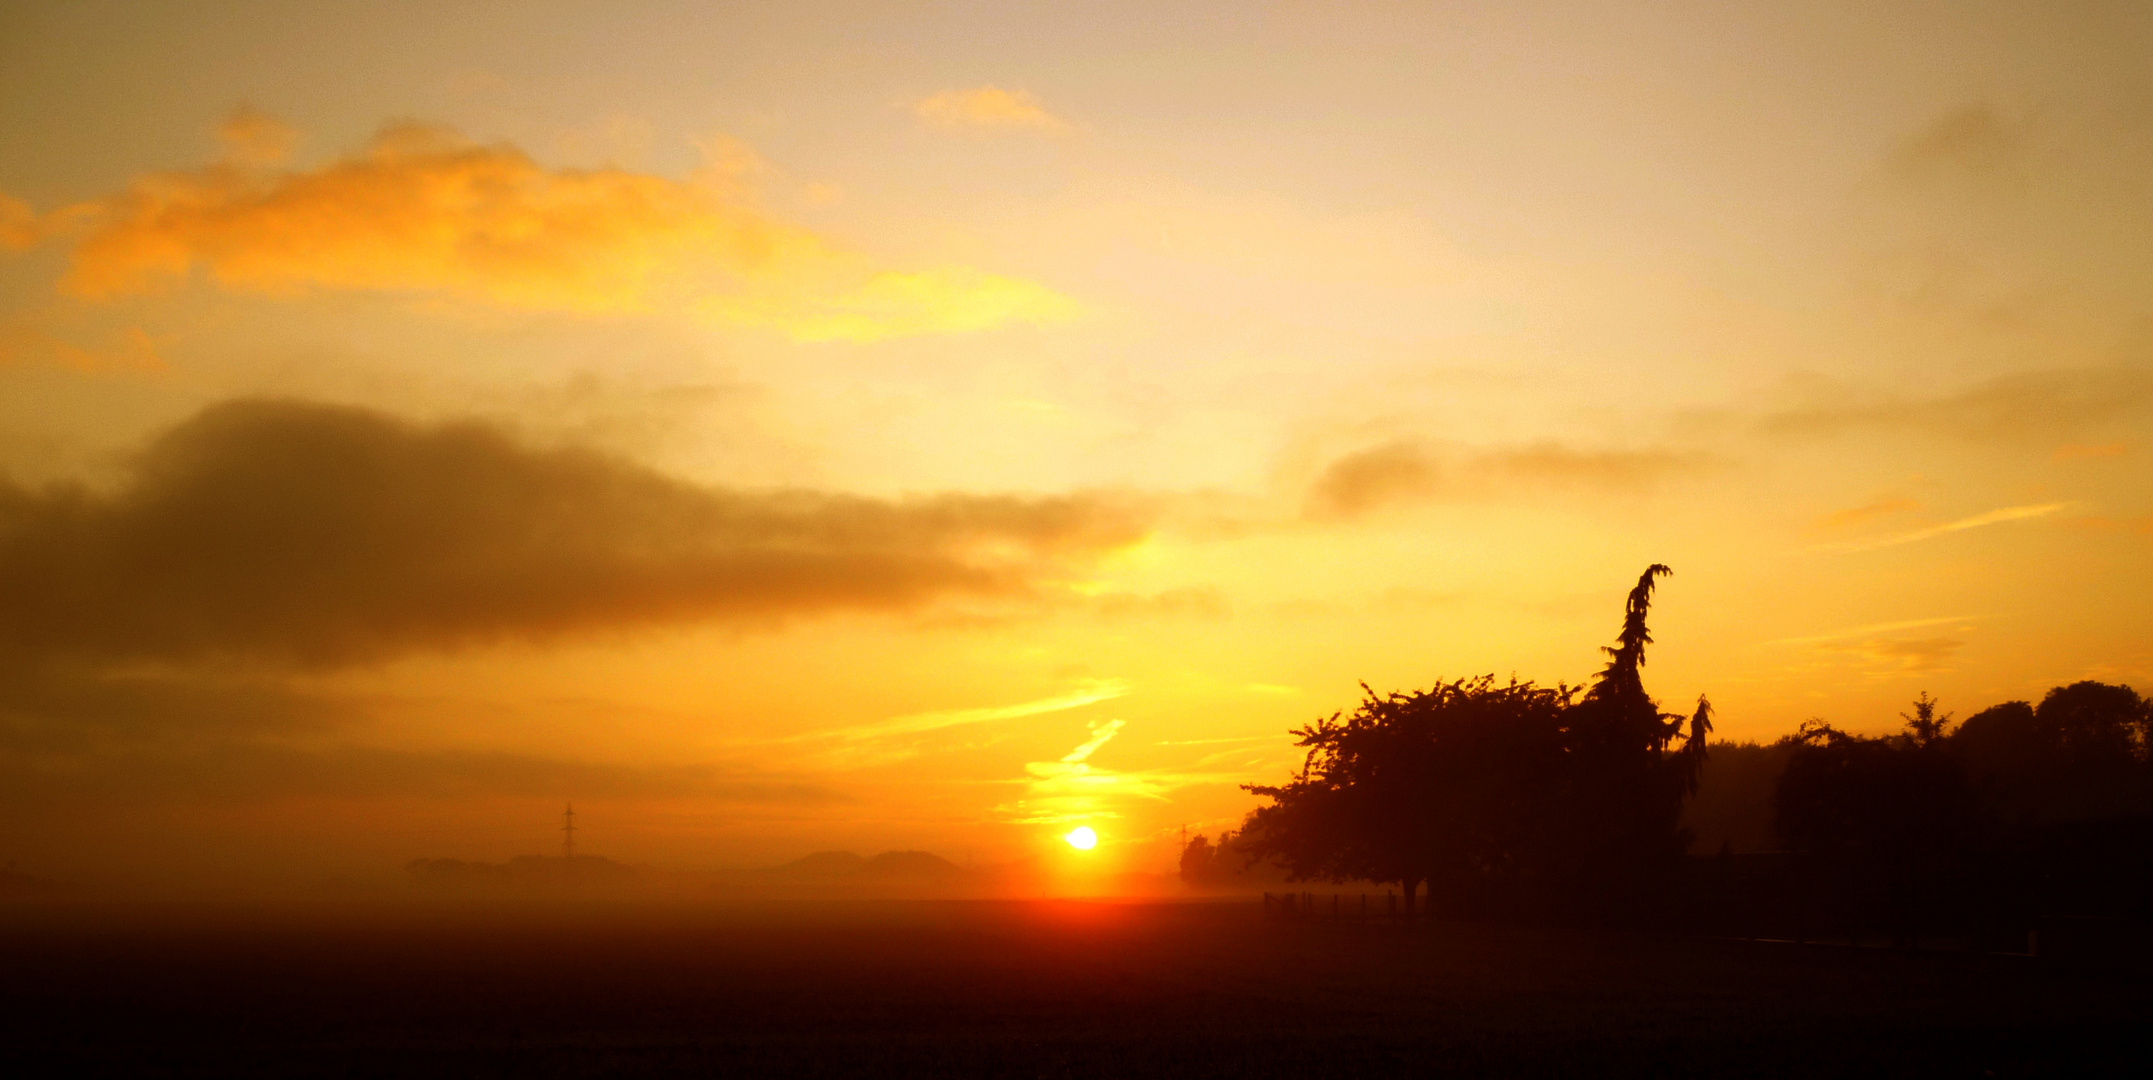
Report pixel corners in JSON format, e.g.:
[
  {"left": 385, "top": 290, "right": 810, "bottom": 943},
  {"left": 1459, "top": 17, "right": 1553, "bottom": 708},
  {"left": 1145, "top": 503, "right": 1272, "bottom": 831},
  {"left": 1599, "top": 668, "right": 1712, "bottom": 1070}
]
[{"left": 1062, "top": 826, "right": 1098, "bottom": 850}]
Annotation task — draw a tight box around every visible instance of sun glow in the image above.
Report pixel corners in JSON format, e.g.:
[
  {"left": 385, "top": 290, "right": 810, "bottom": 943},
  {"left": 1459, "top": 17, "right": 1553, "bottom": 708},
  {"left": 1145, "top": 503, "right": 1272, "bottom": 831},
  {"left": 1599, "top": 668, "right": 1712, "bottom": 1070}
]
[{"left": 1062, "top": 826, "right": 1098, "bottom": 850}]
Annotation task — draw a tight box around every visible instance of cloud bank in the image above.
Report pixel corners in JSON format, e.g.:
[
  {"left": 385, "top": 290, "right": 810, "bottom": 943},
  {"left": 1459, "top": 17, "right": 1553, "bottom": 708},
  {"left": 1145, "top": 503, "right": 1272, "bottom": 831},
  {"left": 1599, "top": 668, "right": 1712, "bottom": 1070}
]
[{"left": 0, "top": 398, "right": 1154, "bottom": 668}]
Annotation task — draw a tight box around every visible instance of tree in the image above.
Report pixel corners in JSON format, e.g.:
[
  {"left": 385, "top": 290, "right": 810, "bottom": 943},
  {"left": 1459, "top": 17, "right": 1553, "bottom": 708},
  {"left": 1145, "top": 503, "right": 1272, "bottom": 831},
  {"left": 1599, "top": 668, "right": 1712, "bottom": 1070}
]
[
  {"left": 1239, "top": 675, "right": 1573, "bottom": 914},
  {"left": 1537, "top": 566, "right": 1711, "bottom": 915},
  {"left": 1955, "top": 682, "right": 2151, "bottom": 822},
  {"left": 1772, "top": 715, "right": 1974, "bottom": 864},
  {"left": 1900, "top": 691, "right": 1955, "bottom": 747},
  {"left": 1178, "top": 833, "right": 1217, "bottom": 883},
  {"left": 1237, "top": 564, "right": 1712, "bottom": 920}
]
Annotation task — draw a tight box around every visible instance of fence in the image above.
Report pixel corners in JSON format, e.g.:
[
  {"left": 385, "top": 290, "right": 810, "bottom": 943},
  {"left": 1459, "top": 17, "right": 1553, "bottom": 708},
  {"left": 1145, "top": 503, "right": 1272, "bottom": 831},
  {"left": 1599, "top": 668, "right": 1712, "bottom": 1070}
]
[
  {"left": 1261, "top": 890, "right": 1399, "bottom": 923},
  {"left": 1259, "top": 853, "right": 2153, "bottom": 967}
]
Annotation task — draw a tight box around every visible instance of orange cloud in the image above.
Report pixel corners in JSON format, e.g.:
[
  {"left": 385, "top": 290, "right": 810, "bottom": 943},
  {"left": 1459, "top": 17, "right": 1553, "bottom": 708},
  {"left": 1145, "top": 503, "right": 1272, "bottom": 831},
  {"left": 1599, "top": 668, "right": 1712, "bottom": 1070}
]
[
  {"left": 913, "top": 87, "right": 1068, "bottom": 131},
  {"left": 2068, "top": 514, "right": 2153, "bottom": 536},
  {"left": 26, "top": 118, "right": 1074, "bottom": 340},
  {"left": 1304, "top": 439, "right": 1707, "bottom": 520},
  {"left": 2052, "top": 442, "right": 2127, "bottom": 462},
  {"left": 0, "top": 193, "right": 35, "bottom": 250},
  {"left": 1814, "top": 497, "right": 1921, "bottom": 531},
  {"left": 1811, "top": 502, "right": 2072, "bottom": 553},
  {"left": 1818, "top": 634, "right": 1967, "bottom": 673}
]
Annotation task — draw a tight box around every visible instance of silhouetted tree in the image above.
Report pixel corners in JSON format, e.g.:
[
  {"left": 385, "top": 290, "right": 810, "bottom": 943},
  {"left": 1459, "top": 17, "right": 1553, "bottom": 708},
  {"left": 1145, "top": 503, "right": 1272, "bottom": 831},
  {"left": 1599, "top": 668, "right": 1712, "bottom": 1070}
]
[
  {"left": 1240, "top": 675, "right": 1573, "bottom": 914},
  {"left": 1177, "top": 828, "right": 1288, "bottom": 888},
  {"left": 1901, "top": 691, "right": 1955, "bottom": 747},
  {"left": 1539, "top": 566, "right": 1712, "bottom": 913},
  {"left": 1238, "top": 564, "right": 1712, "bottom": 921},
  {"left": 1955, "top": 681, "right": 2151, "bottom": 823},
  {"left": 1179, "top": 833, "right": 1217, "bottom": 883},
  {"left": 1773, "top": 713, "right": 1975, "bottom": 865}
]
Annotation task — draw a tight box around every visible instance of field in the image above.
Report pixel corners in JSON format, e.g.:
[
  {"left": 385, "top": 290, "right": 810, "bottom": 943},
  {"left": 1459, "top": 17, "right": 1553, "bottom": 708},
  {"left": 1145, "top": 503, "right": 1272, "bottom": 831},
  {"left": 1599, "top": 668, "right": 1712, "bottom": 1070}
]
[{"left": 4, "top": 898, "right": 2148, "bottom": 1078}]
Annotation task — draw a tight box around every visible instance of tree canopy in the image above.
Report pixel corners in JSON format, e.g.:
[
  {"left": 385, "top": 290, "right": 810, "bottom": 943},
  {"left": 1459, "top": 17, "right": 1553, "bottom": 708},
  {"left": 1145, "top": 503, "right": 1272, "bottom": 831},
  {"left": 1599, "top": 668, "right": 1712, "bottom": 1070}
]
[{"left": 1236, "top": 564, "right": 1711, "bottom": 918}]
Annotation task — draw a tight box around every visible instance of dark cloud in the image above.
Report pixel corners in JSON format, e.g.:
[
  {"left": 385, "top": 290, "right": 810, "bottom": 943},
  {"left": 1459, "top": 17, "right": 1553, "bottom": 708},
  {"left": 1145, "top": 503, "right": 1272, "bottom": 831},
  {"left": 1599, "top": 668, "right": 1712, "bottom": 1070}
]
[
  {"left": 1303, "top": 439, "right": 1708, "bottom": 521},
  {"left": 0, "top": 664, "right": 361, "bottom": 743},
  {"left": 0, "top": 398, "right": 1154, "bottom": 668}
]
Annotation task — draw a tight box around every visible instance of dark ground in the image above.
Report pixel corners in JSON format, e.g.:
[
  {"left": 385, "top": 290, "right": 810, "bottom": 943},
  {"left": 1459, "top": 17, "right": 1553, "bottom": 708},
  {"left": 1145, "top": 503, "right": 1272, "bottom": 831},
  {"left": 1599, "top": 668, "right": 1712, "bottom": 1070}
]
[{"left": 2, "top": 898, "right": 2148, "bottom": 1078}]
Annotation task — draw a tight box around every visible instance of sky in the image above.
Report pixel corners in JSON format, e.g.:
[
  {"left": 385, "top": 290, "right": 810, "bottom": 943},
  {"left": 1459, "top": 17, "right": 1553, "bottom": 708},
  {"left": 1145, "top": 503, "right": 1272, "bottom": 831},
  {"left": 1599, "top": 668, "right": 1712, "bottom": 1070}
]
[{"left": 2, "top": 0, "right": 2150, "bottom": 889}]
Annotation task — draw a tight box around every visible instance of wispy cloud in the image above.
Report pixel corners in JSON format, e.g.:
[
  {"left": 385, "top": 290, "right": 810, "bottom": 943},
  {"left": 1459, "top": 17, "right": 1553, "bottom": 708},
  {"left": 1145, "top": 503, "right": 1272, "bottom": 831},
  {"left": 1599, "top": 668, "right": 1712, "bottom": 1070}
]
[
  {"left": 995, "top": 718, "right": 1271, "bottom": 825},
  {"left": 1760, "top": 368, "right": 2153, "bottom": 445},
  {"left": 785, "top": 682, "right": 1128, "bottom": 746},
  {"left": 1773, "top": 617, "right": 1978, "bottom": 675},
  {"left": 1813, "top": 497, "right": 1921, "bottom": 531},
  {"left": 1771, "top": 616, "right": 1976, "bottom": 647},
  {"left": 913, "top": 87, "right": 1068, "bottom": 132},
  {"left": 1811, "top": 502, "right": 2072, "bottom": 552},
  {"left": 2053, "top": 442, "right": 2127, "bottom": 462}
]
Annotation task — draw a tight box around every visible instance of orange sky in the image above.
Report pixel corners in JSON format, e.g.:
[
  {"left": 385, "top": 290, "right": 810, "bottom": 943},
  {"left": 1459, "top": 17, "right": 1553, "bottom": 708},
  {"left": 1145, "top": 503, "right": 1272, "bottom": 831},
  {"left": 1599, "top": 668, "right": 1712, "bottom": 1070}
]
[{"left": 3, "top": 0, "right": 2150, "bottom": 889}]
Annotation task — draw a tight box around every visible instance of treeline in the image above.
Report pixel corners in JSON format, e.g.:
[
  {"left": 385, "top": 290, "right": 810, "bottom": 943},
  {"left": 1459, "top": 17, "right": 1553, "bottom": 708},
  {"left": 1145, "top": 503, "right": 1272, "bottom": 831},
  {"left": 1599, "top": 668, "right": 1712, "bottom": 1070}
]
[
  {"left": 1190, "top": 565, "right": 2153, "bottom": 934},
  {"left": 1689, "top": 684, "right": 2152, "bottom": 861}
]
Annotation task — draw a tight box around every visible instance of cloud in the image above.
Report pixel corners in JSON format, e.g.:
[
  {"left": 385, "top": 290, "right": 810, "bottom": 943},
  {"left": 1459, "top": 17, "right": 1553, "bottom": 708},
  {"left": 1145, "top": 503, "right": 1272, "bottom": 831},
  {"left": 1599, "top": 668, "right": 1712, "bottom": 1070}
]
[
  {"left": 216, "top": 105, "right": 298, "bottom": 166},
  {"left": 1304, "top": 438, "right": 1707, "bottom": 520},
  {"left": 0, "top": 736, "right": 843, "bottom": 805},
  {"left": 997, "top": 717, "right": 1253, "bottom": 825},
  {"left": 1088, "top": 586, "right": 1228, "bottom": 620},
  {"left": 1800, "top": 634, "right": 1968, "bottom": 674},
  {"left": 0, "top": 323, "right": 166, "bottom": 374},
  {"left": 913, "top": 87, "right": 1068, "bottom": 132},
  {"left": 0, "top": 398, "right": 1155, "bottom": 668},
  {"left": 1773, "top": 616, "right": 1976, "bottom": 675},
  {"left": 1771, "top": 616, "right": 1975, "bottom": 647},
  {"left": 1811, "top": 502, "right": 2072, "bottom": 553},
  {"left": 1886, "top": 104, "right": 2025, "bottom": 181},
  {"left": 2069, "top": 513, "right": 2153, "bottom": 536},
  {"left": 1852, "top": 636, "right": 1966, "bottom": 672},
  {"left": 0, "top": 193, "right": 35, "bottom": 250},
  {"left": 1760, "top": 366, "right": 2153, "bottom": 444},
  {"left": 1813, "top": 497, "right": 1921, "bottom": 531},
  {"left": 784, "top": 682, "right": 1128, "bottom": 747},
  {"left": 2053, "top": 442, "right": 2127, "bottom": 462},
  {"left": 705, "top": 267, "right": 1077, "bottom": 343},
  {"left": 1002, "top": 718, "right": 1153, "bottom": 824},
  {"left": 14, "top": 118, "right": 1074, "bottom": 341}
]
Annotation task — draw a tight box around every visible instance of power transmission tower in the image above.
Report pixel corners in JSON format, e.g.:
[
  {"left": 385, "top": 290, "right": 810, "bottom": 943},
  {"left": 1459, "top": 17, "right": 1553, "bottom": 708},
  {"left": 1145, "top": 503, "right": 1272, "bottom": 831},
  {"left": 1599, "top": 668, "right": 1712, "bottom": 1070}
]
[{"left": 562, "top": 803, "right": 576, "bottom": 860}]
